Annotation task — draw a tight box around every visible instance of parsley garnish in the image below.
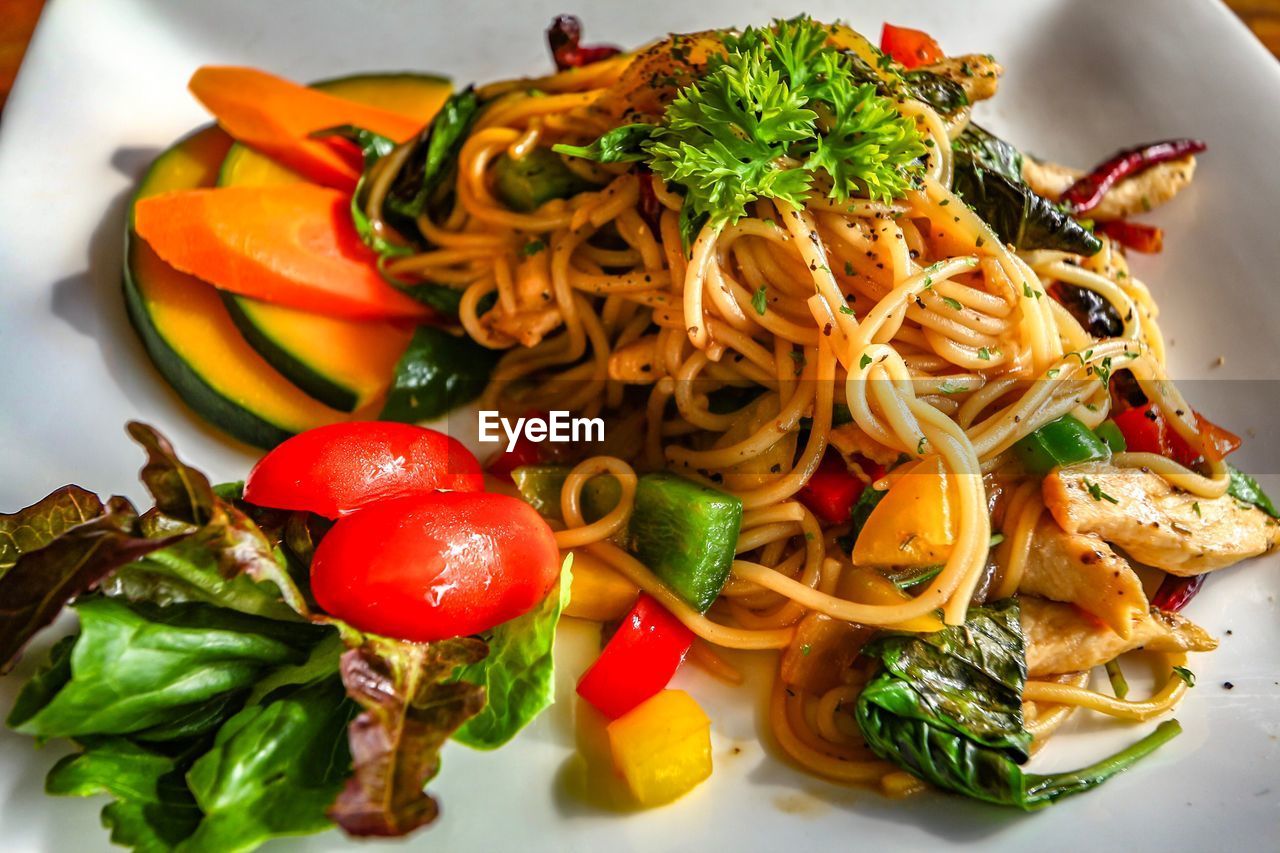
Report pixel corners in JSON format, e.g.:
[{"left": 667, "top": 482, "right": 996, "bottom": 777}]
[
  {"left": 1171, "top": 665, "right": 1196, "bottom": 687},
  {"left": 564, "top": 16, "right": 927, "bottom": 225},
  {"left": 520, "top": 239, "right": 547, "bottom": 256},
  {"left": 859, "top": 353, "right": 872, "bottom": 369},
  {"left": 941, "top": 296, "right": 963, "bottom": 311},
  {"left": 977, "top": 347, "right": 991, "bottom": 361},
  {"left": 752, "top": 285, "right": 768, "bottom": 315},
  {"left": 1083, "top": 478, "right": 1119, "bottom": 504},
  {"left": 844, "top": 260, "right": 855, "bottom": 276}
]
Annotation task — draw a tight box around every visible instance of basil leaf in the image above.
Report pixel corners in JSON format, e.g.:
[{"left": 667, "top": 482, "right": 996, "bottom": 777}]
[
  {"left": 182, "top": 677, "right": 354, "bottom": 852},
  {"left": 329, "top": 634, "right": 486, "bottom": 837},
  {"left": 385, "top": 87, "right": 482, "bottom": 230},
  {"left": 46, "top": 737, "right": 202, "bottom": 852},
  {"left": 951, "top": 159, "right": 1101, "bottom": 255},
  {"left": 554, "top": 123, "right": 656, "bottom": 163},
  {"left": 1227, "top": 465, "right": 1279, "bottom": 518},
  {"left": 312, "top": 124, "right": 410, "bottom": 258},
  {"left": 452, "top": 555, "right": 572, "bottom": 749},
  {"left": 378, "top": 325, "right": 501, "bottom": 423},
  {"left": 856, "top": 599, "right": 1182, "bottom": 808},
  {"left": 902, "top": 70, "right": 969, "bottom": 114},
  {"left": 952, "top": 123, "right": 1022, "bottom": 183},
  {"left": 7, "top": 598, "right": 313, "bottom": 738}
]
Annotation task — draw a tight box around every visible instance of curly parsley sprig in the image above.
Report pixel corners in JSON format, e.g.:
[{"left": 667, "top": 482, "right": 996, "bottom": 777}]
[{"left": 554, "top": 16, "right": 928, "bottom": 228}]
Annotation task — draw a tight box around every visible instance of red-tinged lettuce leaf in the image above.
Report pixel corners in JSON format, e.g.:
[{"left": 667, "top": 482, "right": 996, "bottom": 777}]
[
  {"left": 330, "top": 634, "right": 487, "bottom": 837},
  {"left": 0, "top": 485, "right": 105, "bottom": 572},
  {"left": 126, "top": 421, "right": 310, "bottom": 616},
  {"left": 0, "top": 496, "right": 181, "bottom": 672}
]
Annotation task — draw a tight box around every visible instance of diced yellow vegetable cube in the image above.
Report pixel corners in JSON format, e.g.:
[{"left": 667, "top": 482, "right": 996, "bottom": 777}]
[
  {"left": 564, "top": 549, "right": 639, "bottom": 621},
  {"left": 852, "top": 456, "right": 959, "bottom": 567},
  {"left": 606, "top": 690, "right": 712, "bottom": 807}
]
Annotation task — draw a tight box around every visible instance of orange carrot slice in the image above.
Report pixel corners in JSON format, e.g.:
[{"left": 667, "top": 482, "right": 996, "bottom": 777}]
[
  {"left": 134, "top": 184, "right": 432, "bottom": 321},
  {"left": 189, "top": 66, "right": 426, "bottom": 189}
]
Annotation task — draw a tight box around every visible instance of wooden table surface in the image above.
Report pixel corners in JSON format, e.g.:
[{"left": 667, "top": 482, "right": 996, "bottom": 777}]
[{"left": 1, "top": 0, "right": 1278, "bottom": 112}]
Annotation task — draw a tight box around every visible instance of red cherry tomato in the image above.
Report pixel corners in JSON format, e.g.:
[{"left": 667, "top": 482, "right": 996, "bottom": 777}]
[
  {"left": 310, "top": 491, "right": 561, "bottom": 641},
  {"left": 880, "top": 23, "right": 944, "bottom": 69},
  {"left": 243, "top": 422, "right": 483, "bottom": 518}
]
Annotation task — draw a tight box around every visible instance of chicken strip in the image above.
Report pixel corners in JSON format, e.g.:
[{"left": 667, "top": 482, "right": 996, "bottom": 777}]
[
  {"left": 1021, "top": 596, "right": 1217, "bottom": 677},
  {"left": 1044, "top": 462, "right": 1280, "bottom": 575},
  {"left": 1018, "top": 518, "right": 1148, "bottom": 638},
  {"left": 1021, "top": 155, "right": 1196, "bottom": 222},
  {"left": 920, "top": 54, "right": 1003, "bottom": 103}
]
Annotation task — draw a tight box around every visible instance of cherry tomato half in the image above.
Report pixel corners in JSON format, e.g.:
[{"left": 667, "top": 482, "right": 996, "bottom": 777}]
[
  {"left": 311, "top": 491, "right": 561, "bottom": 641},
  {"left": 243, "top": 422, "right": 483, "bottom": 518}
]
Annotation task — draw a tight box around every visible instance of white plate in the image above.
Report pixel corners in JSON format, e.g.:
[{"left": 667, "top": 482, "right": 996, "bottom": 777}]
[{"left": 2, "top": 0, "right": 1279, "bottom": 850}]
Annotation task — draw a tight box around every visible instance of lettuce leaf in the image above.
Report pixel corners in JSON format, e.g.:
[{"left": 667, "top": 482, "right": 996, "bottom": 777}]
[
  {"left": 7, "top": 597, "right": 316, "bottom": 739},
  {"left": 181, "top": 677, "right": 355, "bottom": 853},
  {"left": 452, "top": 555, "right": 573, "bottom": 749},
  {"left": 329, "top": 633, "right": 486, "bottom": 837}
]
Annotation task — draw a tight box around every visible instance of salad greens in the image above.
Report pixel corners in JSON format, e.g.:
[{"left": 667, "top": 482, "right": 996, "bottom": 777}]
[
  {"left": 856, "top": 599, "right": 1182, "bottom": 808},
  {"left": 0, "top": 423, "right": 572, "bottom": 851}
]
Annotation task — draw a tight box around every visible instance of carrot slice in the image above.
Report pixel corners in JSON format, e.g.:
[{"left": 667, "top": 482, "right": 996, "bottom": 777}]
[
  {"left": 134, "top": 184, "right": 432, "bottom": 321},
  {"left": 189, "top": 66, "right": 426, "bottom": 190}
]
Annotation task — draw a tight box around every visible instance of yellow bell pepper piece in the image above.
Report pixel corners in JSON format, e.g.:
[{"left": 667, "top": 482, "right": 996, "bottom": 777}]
[
  {"left": 564, "top": 549, "right": 638, "bottom": 621},
  {"left": 606, "top": 690, "right": 712, "bottom": 807},
  {"left": 841, "top": 567, "right": 945, "bottom": 633},
  {"left": 851, "top": 456, "right": 959, "bottom": 567}
]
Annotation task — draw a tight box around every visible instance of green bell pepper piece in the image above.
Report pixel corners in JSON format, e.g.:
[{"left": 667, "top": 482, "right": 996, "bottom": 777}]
[{"left": 1013, "top": 415, "right": 1110, "bottom": 477}]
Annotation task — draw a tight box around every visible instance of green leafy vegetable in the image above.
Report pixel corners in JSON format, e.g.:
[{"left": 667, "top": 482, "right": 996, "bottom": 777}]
[
  {"left": 552, "top": 123, "right": 656, "bottom": 163},
  {"left": 901, "top": 70, "right": 969, "bottom": 115},
  {"left": 329, "top": 634, "right": 486, "bottom": 837},
  {"left": 0, "top": 485, "right": 103, "bottom": 570},
  {"left": 1227, "top": 465, "right": 1279, "bottom": 518},
  {"left": 452, "top": 555, "right": 573, "bottom": 749},
  {"left": 378, "top": 325, "right": 502, "bottom": 423},
  {"left": 181, "top": 677, "right": 354, "bottom": 852},
  {"left": 562, "top": 16, "right": 927, "bottom": 226},
  {"left": 45, "top": 737, "right": 202, "bottom": 852},
  {"left": 7, "top": 597, "right": 312, "bottom": 738},
  {"left": 951, "top": 159, "right": 1102, "bottom": 255},
  {"left": 385, "top": 87, "right": 482, "bottom": 230},
  {"left": 856, "top": 599, "right": 1183, "bottom": 808},
  {"left": 311, "top": 125, "right": 406, "bottom": 258},
  {"left": 952, "top": 123, "right": 1023, "bottom": 182}
]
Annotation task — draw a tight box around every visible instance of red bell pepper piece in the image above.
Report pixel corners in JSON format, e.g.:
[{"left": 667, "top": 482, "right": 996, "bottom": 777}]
[
  {"left": 798, "top": 450, "right": 871, "bottom": 525},
  {"left": 880, "top": 23, "right": 944, "bottom": 69},
  {"left": 1151, "top": 573, "right": 1207, "bottom": 613},
  {"left": 1096, "top": 220, "right": 1164, "bottom": 254},
  {"left": 547, "top": 15, "right": 621, "bottom": 71},
  {"left": 1110, "top": 404, "right": 1241, "bottom": 468},
  {"left": 1062, "top": 139, "right": 1207, "bottom": 214},
  {"left": 577, "top": 594, "right": 694, "bottom": 720}
]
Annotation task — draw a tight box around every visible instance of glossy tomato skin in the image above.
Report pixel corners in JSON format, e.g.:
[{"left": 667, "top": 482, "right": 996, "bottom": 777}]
[
  {"left": 311, "top": 491, "right": 561, "bottom": 641},
  {"left": 243, "top": 422, "right": 483, "bottom": 518}
]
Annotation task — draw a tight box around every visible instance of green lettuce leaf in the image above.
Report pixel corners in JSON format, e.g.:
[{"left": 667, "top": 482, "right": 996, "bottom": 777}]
[
  {"left": 453, "top": 555, "right": 573, "bottom": 749},
  {"left": 329, "top": 634, "right": 486, "bottom": 837},
  {"left": 7, "top": 597, "right": 314, "bottom": 738},
  {"left": 45, "top": 737, "right": 202, "bottom": 853},
  {"left": 181, "top": 677, "right": 354, "bottom": 853}
]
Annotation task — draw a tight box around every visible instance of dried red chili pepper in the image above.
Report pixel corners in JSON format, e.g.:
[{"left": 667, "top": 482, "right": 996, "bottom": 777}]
[
  {"left": 1096, "top": 220, "right": 1164, "bottom": 254},
  {"left": 1151, "top": 573, "right": 1206, "bottom": 612},
  {"left": 547, "top": 15, "right": 621, "bottom": 71},
  {"left": 1062, "top": 138, "right": 1206, "bottom": 214}
]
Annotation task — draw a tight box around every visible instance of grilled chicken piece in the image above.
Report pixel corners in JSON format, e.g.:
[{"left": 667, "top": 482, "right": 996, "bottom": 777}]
[
  {"left": 921, "top": 54, "right": 1002, "bottom": 102},
  {"left": 1018, "top": 519, "right": 1147, "bottom": 638},
  {"left": 1021, "top": 596, "right": 1217, "bottom": 677},
  {"left": 608, "top": 335, "right": 663, "bottom": 383},
  {"left": 1043, "top": 462, "right": 1280, "bottom": 575},
  {"left": 591, "top": 31, "right": 723, "bottom": 123},
  {"left": 1021, "top": 156, "right": 1197, "bottom": 222}
]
